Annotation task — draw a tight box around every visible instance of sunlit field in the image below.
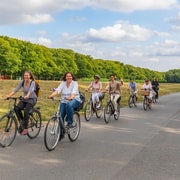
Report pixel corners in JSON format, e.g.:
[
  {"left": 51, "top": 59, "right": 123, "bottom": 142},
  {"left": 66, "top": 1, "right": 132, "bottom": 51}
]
[{"left": 0, "top": 80, "right": 180, "bottom": 121}]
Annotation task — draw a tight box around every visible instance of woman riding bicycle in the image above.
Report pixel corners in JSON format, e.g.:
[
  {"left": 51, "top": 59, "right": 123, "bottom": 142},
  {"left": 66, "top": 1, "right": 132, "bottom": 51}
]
[
  {"left": 86, "top": 75, "right": 103, "bottom": 108},
  {"left": 105, "top": 74, "right": 122, "bottom": 115},
  {"left": 48, "top": 72, "right": 81, "bottom": 128},
  {"left": 7, "top": 71, "right": 37, "bottom": 135},
  {"left": 141, "top": 79, "right": 155, "bottom": 104}
]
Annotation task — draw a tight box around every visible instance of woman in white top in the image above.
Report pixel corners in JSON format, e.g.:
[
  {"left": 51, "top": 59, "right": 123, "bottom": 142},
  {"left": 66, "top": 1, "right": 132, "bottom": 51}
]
[
  {"left": 141, "top": 79, "right": 154, "bottom": 101},
  {"left": 86, "top": 75, "right": 102, "bottom": 108},
  {"left": 48, "top": 72, "right": 81, "bottom": 128}
]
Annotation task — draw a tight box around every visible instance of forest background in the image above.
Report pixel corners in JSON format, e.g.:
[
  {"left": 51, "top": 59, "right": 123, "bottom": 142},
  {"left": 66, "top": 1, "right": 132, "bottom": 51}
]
[{"left": 0, "top": 36, "right": 179, "bottom": 83}]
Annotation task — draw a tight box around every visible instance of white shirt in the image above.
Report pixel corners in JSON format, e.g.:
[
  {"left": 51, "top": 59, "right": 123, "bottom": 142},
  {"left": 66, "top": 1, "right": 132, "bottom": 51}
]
[{"left": 56, "top": 80, "right": 81, "bottom": 103}]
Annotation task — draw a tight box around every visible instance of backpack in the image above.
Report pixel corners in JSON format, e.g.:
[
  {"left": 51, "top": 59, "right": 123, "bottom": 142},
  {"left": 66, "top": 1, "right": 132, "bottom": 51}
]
[
  {"left": 22, "top": 80, "right": 40, "bottom": 97},
  {"left": 74, "top": 91, "right": 85, "bottom": 111}
]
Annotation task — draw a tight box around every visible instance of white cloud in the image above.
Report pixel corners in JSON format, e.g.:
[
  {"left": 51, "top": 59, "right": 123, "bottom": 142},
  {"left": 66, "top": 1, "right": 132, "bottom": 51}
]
[
  {"left": 86, "top": 22, "right": 153, "bottom": 42},
  {"left": 22, "top": 14, "right": 53, "bottom": 24},
  {"left": 89, "top": 0, "right": 178, "bottom": 12},
  {"left": 0, "top": 0, "right": 178, "bottom": 25}
]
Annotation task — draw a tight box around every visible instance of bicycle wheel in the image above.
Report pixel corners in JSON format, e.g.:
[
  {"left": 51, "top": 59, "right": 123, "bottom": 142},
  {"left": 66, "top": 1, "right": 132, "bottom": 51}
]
[
  {"left": 44, "top": 117, "right": 60, "bottom": 151},
  {"left": 143, "top": 97, "right": 148, "bottom": 111},
  {"left": 27, "top": 109, "right": 42, "bottom": 139},
  {"left": 128, "top": 95, "right": 133, "bottom": 108},
  {"left": 84, "top": 100, "right": 93, "bottom": 121},
  {"left": 114, "top": 103, "right": 120, "bottom": 120},
  {"left": 0, "top": 114, "right": 17, "bottom": 147},
  {"left": 68, "top": 112, "right": 81, "bottom": 142},
  {"left": 104, "top": 102, "right": 112, "bottom": 124},
  {"left": 96, "top": 102, "right": 103, "bottom": 118}
]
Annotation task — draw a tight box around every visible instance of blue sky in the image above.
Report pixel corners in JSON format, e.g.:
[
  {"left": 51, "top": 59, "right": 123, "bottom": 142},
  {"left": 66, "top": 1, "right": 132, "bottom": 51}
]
[{"left": 0, "top": 0, "right": 180, "bottom": 72}]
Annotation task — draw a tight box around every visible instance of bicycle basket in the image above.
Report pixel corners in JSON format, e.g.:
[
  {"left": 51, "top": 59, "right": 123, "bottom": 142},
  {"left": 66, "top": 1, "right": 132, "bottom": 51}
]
[{"left": 140, "top": 90, "right": 150, "bottom": 96}]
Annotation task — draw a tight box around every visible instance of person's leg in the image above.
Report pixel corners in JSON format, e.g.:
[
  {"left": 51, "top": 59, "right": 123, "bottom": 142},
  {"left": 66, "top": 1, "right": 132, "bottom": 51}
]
[
  {"left": 113, "top": 94, "right": 120, "bottom": 111},
  {"left": 14, "top": 101, "right": 26, "bottom": 122},
  {"left": 66, "top": 99, "right": 81, "bottom": 126},
  {"left": 91, "top": 93, "right": 96, "bottom": 107},
  {"left": 21, "top": 102, "right": 33, "bottom": 135},
  {"left": 94, "top": 92, "right": 100, "bottom": 108},
  {"left": 23, "top": 103, "right": 34, "bottom": 129}
]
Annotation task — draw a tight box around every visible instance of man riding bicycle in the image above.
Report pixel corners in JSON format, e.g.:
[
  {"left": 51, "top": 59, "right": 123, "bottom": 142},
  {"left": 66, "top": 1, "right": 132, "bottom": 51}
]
[
  {"left": 105, "top": 74, "right": 122, "bottom": 115},
  {"left": 128, "top": 78, "right": 138, "bottom": 100},
  {"left": 152, "top": 77, "right": 159, "bottom": 100}
]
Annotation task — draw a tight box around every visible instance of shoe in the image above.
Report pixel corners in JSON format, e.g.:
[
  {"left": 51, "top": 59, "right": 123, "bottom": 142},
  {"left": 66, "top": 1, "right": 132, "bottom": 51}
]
[
  {"left": 67, "top": 123, "right": 76, "bottom": 129},
  {"left": 114, "top": 111, "right": 117, "bottom": 116},
  {"left": 21, "top": 129, "right": 28, "bottom": 135},
  {"left": 96, "top": 102, "right": 100, "bottom": 109}
]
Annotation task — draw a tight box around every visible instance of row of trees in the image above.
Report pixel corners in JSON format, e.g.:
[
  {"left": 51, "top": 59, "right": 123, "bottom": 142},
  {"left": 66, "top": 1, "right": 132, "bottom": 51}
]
[{"left": 0, "top": 35, "right": 179, "bottom": 82}]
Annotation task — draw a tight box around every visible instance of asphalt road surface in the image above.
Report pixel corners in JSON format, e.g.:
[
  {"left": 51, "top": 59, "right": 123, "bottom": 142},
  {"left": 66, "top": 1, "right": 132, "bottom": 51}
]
[{"left": 0, "top": 93, "right": 180, "bottom": 180}]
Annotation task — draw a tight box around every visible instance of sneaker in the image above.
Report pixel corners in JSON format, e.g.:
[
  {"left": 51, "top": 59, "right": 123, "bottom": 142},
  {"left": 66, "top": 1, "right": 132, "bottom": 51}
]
[
  {"left": 114, "top": 111, "right": 117, "bottom": 116},
  {"left": 21, "top": 129, "right": 28, "bottom": 135},
  {"left": 96, "top": 102, "right": 100, "bottom": 109},
  {"left": 67, "top": 123, "right": 76, "bottom": 129}
]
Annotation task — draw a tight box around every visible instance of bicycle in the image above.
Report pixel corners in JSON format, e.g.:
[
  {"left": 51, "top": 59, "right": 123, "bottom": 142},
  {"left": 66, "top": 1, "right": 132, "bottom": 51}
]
[
  {"left": 44, "top": 98, "right": 81, "bottom": 151},
  {"left": 0, "top": 97, "right": 42, "bottom": 147},
  {"left": 84, "top": 92, "right": 104, "bottom": 121},
  {"left": 140, "top": 89, "right": 152, "bottom": 111},
  {"left": 104, "top": 94, "right": 121, "bottom": 123},
  {"left": 128, "top": 89, "right": 137, "bottom": 108}
]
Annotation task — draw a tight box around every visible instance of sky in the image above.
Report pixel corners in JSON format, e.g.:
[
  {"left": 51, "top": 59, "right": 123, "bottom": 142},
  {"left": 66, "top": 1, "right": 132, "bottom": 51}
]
[{"left": 0, "top": 0, "right": 180, "bottom": 72}]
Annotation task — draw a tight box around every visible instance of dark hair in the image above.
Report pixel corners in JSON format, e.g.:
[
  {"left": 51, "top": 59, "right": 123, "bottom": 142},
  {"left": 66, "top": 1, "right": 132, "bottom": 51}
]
[
  {"left": 23, "top": 71, "right": 35, "bottom": 81},
  {"left": 61, "top": 72, "right": 77, "bottom": 81},
  {"left": 110, "top": 74, "right": 116, "bottom": 77}
]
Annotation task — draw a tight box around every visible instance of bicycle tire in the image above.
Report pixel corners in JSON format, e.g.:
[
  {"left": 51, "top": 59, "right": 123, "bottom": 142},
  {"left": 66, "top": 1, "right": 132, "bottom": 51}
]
[
  {"left": 143, "top": 97, "right": 148, "bottom": 111},
  {"left": 0, "top": 114, "right": 17, "bottom": 147},
  {"left": 68, "top": 112, "right": 81, "bottom": 142},
  {"left": 27, "top": 109, "right": 42, "bottom": 139},
  {"left": 84, "top": 100, "right": 93, "bottom": 121},
  {"left": 128, "top": 95, "right": 133, "bottom": 108},
  {"left": 44, "top": 117, "right": 60, "bottom": 151},
  {"left": 104, "top": 102, "right": 112, "bottom": 124}
]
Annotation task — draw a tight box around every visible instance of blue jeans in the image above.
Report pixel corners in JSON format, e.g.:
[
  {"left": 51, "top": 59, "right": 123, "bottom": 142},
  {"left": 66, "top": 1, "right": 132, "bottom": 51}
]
[{"left": 60, "top": 99, "right": 81, "bottom": 125}]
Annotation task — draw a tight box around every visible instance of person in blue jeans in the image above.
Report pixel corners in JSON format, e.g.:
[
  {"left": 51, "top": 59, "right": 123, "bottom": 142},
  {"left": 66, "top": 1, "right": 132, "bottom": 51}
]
[{"left": 48, "top": 72, "right": 81, "bottom": 128}]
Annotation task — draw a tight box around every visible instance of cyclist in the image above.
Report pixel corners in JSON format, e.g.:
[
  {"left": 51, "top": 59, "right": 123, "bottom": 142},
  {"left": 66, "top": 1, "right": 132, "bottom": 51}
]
[
  {"left": 48, "top": 72, "right": 81, "bottom": 128},
  {"left": 152, "top": 77, "right": 159, "bottom": 99},
  {"left": 86, "top": 75, "right": 103, "bottom": 108},
  {"left": 141, "top": 79, "right": 154, "bottom": 104},
  {"left": 128, "top": 78, "right": 138, "bottom": 100},
  {"left": 105, "top": 74, "right": 121, "bottom": 115},
  {"left": 7, "top": 71, "right": 37, "bottom": 135}
]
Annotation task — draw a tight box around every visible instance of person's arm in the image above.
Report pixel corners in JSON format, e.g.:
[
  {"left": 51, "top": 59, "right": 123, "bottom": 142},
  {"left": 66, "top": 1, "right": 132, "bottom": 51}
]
[
  {"left": 86, "top": 82, "right": 92, "bottom": 91},
  {"left": 48, "top": 82, "right": 63, "bottom": 99},
  {"left": 7, "top": 81, "right": 23, "bottom": 98}
]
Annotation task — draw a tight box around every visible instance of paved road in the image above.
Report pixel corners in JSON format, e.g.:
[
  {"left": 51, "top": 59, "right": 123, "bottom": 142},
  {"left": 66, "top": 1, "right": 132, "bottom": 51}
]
[{"left": 0, "top": 93, "right": 180, "bottom": 180}]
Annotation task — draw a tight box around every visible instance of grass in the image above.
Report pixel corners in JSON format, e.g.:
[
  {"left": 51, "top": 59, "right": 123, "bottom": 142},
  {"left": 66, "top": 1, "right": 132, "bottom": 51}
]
[{"left": 0, "top": 80, "right": 180, "bottom": 121}]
